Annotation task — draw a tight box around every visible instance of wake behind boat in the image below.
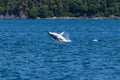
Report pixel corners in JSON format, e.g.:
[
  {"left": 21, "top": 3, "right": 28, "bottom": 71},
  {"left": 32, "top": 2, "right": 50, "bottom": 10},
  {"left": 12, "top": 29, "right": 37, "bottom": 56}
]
[{"left": 48, "top": 32, "right": 72, "bottom": 42}]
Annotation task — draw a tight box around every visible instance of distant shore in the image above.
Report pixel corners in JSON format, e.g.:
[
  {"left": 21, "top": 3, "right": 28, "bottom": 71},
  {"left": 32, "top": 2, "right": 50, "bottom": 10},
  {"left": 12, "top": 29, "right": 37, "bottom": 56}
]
[
  {"left": 41, "top": 16, "right": 120, "bottom": 20},
  {"left": 0, "top": 15, "right": 120, "bottom": 20}
]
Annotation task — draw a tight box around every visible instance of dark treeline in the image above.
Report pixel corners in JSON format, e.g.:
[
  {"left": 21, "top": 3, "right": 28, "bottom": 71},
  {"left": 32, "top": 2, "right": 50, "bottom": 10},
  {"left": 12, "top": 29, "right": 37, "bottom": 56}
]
[{"left": 0, "top": 0, "right": 120, "bottom": 19}]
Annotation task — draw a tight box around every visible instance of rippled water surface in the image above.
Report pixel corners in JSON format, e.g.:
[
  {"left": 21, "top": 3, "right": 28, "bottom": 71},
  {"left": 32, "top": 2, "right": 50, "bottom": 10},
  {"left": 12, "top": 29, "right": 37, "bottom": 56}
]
[{"left": 0, "top": 20, "right": 120, "bottom": 80}]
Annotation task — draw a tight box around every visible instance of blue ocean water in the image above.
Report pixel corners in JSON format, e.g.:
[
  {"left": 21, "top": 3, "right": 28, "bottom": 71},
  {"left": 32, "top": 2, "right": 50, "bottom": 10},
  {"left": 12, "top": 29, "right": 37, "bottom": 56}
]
[{"left": 0, "top": 20, "right": 120, "bottom": 80}]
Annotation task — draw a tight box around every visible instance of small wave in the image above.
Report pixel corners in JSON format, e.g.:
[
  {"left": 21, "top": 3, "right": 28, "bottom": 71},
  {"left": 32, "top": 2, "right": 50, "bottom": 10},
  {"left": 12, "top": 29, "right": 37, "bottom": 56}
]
[
  {"left": 93, "top": 39, "right": 98, "bottom": 42},
  {"left": 64, "top": 39, "right": 72, "bottom": 42}
]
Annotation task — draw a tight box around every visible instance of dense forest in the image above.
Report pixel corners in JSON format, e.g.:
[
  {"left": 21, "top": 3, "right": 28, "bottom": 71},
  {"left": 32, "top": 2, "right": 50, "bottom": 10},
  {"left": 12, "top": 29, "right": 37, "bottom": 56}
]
[{"left": 0, "top": 0, "right": 120, "bottom": 19}]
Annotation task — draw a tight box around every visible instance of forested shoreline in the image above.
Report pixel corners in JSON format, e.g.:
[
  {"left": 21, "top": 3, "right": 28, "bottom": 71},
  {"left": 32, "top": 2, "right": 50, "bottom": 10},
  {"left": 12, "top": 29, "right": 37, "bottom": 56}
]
[{"left": 0, "top": 0, "right": 120, "bottom": 19}]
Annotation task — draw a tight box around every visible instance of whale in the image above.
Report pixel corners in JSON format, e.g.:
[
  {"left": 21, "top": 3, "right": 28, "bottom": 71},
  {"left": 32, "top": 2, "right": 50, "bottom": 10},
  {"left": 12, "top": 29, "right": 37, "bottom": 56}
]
[{"left": 48, "top": 32, "right": 71, "bottom": 42}]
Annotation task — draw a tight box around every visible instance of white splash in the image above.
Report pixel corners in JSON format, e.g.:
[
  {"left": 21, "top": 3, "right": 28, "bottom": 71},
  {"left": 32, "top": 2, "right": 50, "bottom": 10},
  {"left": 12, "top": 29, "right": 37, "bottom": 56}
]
[{"left": 61, "top": 32, "right": 72, "bottom": 42}]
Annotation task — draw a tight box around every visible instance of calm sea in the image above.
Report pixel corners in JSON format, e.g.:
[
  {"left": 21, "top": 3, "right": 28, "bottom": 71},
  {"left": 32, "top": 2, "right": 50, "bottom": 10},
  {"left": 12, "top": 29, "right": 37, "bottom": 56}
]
[{"left": 0, "top": 20, "right": 120, "bottom": 80}]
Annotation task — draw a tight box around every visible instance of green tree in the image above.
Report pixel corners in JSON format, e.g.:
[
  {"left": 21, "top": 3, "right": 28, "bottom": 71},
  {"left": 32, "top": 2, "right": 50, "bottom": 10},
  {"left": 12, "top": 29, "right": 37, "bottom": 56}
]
[
  {"left": 113, "top": 2, "right": 119, "bottom": 16},
  {"left": 0, "top": 7, "right": 5, "bottom": 13},
  {"left": 27, "top": 9, "right": 38, "bottom": 18},
  {"left": 69, "top": 0, "right": 82, "bottom": 16},
  {"left": 39, "top": 5, "right": 53, "bottom": 18}
]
